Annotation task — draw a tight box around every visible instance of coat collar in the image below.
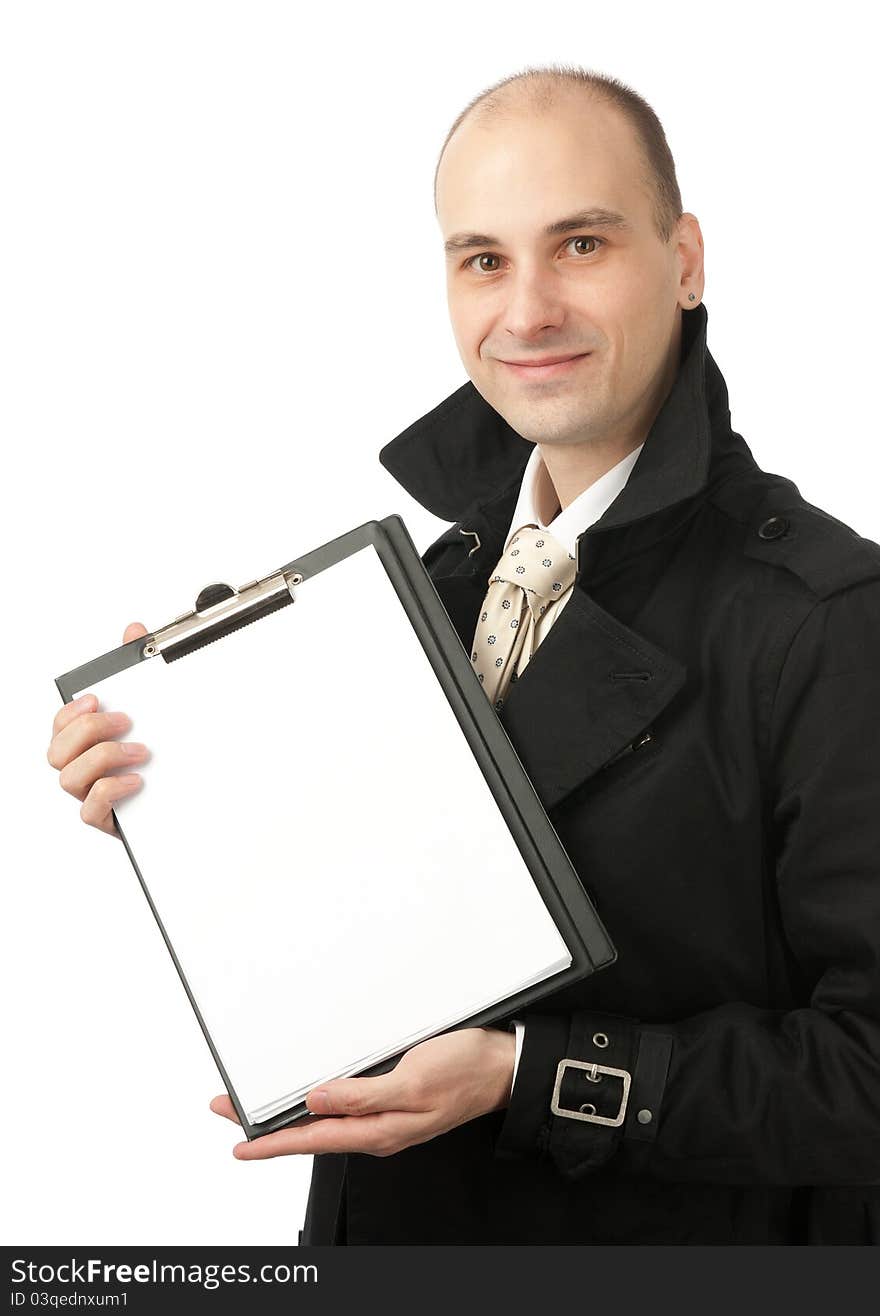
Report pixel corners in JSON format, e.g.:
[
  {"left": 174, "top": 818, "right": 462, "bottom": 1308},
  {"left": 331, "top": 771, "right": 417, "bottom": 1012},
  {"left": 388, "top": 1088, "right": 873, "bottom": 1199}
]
[
  {"left": 377, "top": 303, "right": 758, "bottom": 814},
  {"left": 378, "top": 301, "right": 745, "bottom": 550}
]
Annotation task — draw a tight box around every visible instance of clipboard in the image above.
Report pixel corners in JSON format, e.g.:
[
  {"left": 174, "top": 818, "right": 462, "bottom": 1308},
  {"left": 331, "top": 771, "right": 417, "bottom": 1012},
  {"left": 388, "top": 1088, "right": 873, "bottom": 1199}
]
[{"left": 55, "top": 514, "right": 616, "bottom": 1141}]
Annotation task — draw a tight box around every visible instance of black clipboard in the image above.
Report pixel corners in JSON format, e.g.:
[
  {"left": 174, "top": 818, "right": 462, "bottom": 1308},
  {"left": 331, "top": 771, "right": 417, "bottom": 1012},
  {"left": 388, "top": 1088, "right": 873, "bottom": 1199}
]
[{"left": 55, "top": 514, "right": 616, "bottom": 1140}]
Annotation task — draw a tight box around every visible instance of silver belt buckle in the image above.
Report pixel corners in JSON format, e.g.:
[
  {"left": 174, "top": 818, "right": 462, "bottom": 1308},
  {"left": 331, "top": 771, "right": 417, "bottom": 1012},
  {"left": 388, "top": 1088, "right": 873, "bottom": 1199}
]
[{"left": 550, "top": 1058, "right": 632, "bottom": 1126}]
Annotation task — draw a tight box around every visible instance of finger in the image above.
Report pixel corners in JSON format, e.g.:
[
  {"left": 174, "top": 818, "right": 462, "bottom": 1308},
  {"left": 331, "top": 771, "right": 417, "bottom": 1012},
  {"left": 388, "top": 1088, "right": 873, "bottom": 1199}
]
[
  {"left": 49, "top": 627, "right": 147, "bottom": 746},
  {"left": 59, "top": 739, "right": 150, "bottom": 801},
  {"left": 48, "top": 708, "right": 133, "bottom": 771},
  {"left": 232, "top": 1110, "right": 434, "bottom": 1160},
  {"left": 304, "top": 1070, "right": 421, "bottom": 1118},
  {"left": 51, "top": 693, "right": 99, "bottom": 742},
  {"left": 209, "top": 1095, "right": 242, "bottom": 1125},
  {"left": 79, "top": 773, "right": 144, "bottom": 830},
  {"left": 210, "top": 1094, "right": 327, "bottom": 1135}
]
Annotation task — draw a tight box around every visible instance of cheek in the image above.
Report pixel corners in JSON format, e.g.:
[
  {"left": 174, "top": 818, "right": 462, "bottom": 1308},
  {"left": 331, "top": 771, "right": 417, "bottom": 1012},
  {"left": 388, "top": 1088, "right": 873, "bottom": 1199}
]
[
  {"left": 458, "top": 324, "right": 490, "bottom": 365},
  {"left": 447, "top": 292, "right": 490, "bottom": 354}
]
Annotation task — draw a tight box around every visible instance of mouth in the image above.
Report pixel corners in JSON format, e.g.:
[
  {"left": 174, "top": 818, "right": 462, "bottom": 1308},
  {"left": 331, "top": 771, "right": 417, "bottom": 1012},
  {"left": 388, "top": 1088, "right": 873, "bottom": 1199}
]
[{"left": 498, "top": 352, "right": 592, "bottom": 380}]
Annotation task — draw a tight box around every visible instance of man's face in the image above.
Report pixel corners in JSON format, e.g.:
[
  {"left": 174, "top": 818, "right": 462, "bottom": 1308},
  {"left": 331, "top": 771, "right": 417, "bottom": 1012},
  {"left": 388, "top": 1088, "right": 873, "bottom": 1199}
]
[{"left": 436, "top": 97, "right": 691, "bottom": 450}]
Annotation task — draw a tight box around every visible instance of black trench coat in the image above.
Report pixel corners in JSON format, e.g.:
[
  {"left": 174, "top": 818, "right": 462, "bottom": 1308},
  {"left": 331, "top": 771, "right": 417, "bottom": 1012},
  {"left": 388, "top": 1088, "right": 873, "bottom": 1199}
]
[{"left": 300, "top": 302, "right": 880, "bottom": 1245}]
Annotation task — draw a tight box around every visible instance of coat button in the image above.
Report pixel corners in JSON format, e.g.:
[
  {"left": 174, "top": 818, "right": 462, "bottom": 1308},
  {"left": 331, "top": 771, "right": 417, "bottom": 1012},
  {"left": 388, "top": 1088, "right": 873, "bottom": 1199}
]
[
  {"left": 757, "top": 515, "right": 790, "bottom": 540},
  {"left": 637, "top": 1109, "right": 653, "bottom": 1124}
]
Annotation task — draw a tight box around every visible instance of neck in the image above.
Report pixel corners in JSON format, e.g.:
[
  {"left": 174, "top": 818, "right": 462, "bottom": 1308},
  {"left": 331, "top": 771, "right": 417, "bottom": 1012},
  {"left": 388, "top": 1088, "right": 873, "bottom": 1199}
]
[
  {"left": 538, "top": 313, "right": 684, "bottom": 512},
  {"left": 538, "top": 434, "right": 645, "bottom": 513}
]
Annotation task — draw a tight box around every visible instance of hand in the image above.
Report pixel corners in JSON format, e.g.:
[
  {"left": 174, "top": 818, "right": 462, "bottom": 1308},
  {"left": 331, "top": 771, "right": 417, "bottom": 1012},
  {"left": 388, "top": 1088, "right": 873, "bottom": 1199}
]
[
  {"left": 210, "top": 1025, "right": 516, "bottom": 1160},
  {"left": 48, "top": 621, "right": 151, "bottom": 837}
]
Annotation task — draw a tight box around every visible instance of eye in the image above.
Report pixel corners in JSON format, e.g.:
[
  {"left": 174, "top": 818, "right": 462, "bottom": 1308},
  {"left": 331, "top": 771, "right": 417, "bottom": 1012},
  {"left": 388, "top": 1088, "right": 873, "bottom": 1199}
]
[
  {"left": 563, "top": 235, "right": 605, "bottom": 257},
  {"left": 465, "top": 252, "right": 503, "bottom": 274},
  {"left": 464, "top": 235, "right": 605, "bottom": 274}
]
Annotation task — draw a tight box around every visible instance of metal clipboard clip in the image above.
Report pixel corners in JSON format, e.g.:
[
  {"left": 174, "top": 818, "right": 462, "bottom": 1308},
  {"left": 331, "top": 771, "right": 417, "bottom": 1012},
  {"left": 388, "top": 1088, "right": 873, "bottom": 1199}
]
[{"left": 142, "top": 568, "right": 304, "bottom": 663}]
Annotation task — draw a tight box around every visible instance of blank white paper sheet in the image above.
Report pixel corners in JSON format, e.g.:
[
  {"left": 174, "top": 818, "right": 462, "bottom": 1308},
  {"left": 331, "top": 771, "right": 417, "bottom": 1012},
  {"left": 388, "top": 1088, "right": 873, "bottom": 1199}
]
[{"left": 69, "top": 543, "right": 571, "bottom": 1124}]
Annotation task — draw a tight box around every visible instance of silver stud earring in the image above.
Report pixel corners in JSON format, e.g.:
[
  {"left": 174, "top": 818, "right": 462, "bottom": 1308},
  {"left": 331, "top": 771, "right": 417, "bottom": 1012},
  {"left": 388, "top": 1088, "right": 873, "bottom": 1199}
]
[{"left": 688, "top": 293, "right": 696, "bottom": 302}]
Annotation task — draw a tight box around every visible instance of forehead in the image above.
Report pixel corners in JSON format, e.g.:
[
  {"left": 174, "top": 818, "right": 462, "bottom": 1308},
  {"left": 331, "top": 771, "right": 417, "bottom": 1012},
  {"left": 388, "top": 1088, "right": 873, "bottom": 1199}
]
[{"left": 437, "top": 98, "right": 651, "bottom": 233}]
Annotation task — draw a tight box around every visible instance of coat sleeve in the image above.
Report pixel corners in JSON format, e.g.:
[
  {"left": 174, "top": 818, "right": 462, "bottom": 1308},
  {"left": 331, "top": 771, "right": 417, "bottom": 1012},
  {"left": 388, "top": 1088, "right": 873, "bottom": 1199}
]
[{"left": 494, "top": 578, "right": 880, "bottom": 1185}]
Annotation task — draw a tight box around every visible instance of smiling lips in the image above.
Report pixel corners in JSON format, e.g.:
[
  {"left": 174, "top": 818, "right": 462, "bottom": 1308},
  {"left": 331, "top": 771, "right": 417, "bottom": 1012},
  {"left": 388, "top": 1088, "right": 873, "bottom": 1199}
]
[{"left": 499, "top": 352, "right": 592, "bottom": 379}]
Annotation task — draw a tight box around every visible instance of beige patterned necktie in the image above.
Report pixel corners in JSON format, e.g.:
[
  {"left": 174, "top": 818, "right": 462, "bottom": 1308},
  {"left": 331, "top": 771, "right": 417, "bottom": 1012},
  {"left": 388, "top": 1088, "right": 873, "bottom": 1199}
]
[{"left": 470, "top": 524, "right": 577, "bottom": 711}]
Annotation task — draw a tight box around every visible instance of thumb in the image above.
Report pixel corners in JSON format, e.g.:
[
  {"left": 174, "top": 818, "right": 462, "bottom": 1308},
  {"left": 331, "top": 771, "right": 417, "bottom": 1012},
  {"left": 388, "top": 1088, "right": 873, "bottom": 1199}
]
[
  {"left": 122, "top": 621, "right": 149, "bottom": 644},
  {"left": 305, "top": 1070, "right": 413, "bottom": 1117}
]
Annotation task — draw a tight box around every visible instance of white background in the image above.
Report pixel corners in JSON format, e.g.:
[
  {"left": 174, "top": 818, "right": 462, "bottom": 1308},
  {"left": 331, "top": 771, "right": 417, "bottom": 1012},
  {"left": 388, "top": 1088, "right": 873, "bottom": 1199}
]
[{"left": 2, "top": 0, "right": 877, "bottom": 1245}]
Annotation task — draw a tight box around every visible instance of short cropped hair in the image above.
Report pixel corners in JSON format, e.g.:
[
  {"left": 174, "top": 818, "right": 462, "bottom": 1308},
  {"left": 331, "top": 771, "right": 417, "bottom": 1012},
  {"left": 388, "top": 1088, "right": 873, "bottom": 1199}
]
[{"left": 434, "top": 63, "right": 684, "bottom": 246}]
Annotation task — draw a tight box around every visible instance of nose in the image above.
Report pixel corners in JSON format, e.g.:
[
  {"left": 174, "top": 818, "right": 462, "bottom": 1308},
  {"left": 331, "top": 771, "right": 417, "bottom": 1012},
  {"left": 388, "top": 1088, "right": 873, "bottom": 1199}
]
[{"left": 501, "top": 265, "right": 566, "bottom": 342}]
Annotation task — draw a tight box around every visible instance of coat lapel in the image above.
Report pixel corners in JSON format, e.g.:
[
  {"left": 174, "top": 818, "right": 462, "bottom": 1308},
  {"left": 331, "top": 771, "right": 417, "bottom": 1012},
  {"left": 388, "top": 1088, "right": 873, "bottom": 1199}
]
[
  {"left": 429, "top": 496, "right": 688, "bottom": 815},
  {"left": 491, "top": 586, "right": 686, "bottom": 812}
]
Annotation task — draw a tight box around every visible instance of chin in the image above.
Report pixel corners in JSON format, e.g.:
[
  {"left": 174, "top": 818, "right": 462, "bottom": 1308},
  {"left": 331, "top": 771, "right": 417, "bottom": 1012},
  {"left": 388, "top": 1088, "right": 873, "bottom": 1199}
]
[{"left": 505, "top": 404, "right": 588, "bottom": 445}]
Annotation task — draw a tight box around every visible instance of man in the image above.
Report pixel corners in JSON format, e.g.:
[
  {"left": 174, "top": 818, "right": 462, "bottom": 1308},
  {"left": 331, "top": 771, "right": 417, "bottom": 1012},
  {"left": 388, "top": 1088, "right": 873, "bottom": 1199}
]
[
  {"left": 50, "top": 65, "right": 880, "bottom": 1245},
  {"left": 258, "top": 66, "right": 880, "bottom": 1245}
]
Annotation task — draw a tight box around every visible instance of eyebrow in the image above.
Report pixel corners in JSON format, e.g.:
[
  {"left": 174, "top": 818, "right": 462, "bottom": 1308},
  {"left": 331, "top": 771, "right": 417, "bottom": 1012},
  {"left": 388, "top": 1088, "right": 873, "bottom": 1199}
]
[{"left": 443, "top": 207, "right": 633, "bottom": 256}]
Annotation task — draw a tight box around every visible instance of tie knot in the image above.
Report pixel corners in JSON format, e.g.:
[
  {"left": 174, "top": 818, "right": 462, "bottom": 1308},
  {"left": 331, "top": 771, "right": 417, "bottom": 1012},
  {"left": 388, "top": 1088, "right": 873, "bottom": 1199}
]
[{"left": 490, "top": 524, "right": 577, "bottom": 601}]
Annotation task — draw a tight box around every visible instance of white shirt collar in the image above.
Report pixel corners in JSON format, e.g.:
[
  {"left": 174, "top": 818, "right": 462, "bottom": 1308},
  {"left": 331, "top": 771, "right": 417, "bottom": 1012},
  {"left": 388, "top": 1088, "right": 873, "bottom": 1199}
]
[{"left": 505, "top": 441, "right": 645, "bottom": 559}]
